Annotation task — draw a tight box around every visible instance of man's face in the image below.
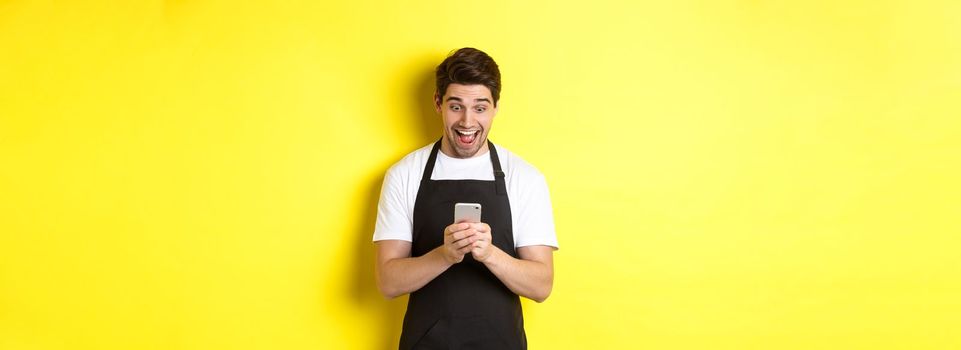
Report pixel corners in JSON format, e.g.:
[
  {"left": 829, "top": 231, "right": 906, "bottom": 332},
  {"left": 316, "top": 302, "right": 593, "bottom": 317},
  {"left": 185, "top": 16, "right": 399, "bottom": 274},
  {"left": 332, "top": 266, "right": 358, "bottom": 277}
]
[{"left": 435, "top": 83, "right": 498, "bottom": 158}]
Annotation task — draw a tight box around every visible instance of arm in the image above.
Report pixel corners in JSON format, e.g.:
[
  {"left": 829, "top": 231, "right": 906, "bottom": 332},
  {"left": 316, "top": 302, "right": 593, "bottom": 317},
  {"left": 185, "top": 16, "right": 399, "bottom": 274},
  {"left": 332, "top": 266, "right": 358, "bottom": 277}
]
[
  {"left": 461, "top": 223, "right": 555, "bottom": 303},
  {"left": 374, "top": 240, "right": 451, "bottom": 299},
  {"left": 481, "top": 245, "right": 554, "bottom": 303},
  {"left": 476, "top": 171, "right": 556, "bottom": 302},
  {"left": 375, "top": 223, "right": 480, "bottom": 299}
]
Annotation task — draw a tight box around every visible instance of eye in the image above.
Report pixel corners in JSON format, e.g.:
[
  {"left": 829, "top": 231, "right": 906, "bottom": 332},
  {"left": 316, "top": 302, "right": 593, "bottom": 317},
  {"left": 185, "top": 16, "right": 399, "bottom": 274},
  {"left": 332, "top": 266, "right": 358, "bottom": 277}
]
[
  {"left": 474, "top": 106, "right": 487, "bottom": 113},
  {"left": 450, "top": 104, "right": 462, "bottom": 111}
]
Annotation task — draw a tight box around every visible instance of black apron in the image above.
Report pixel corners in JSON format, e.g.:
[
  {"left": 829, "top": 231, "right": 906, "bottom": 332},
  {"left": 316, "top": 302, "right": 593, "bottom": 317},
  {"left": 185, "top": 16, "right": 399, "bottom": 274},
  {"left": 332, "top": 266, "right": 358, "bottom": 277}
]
[{"left": 398, "top": 139, "right": 526, "bottom": 350}]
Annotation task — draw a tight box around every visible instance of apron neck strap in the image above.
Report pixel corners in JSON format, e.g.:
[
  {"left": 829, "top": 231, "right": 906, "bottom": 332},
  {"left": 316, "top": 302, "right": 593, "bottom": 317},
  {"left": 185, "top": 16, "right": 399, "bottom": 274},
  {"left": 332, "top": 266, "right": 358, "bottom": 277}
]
[{"left": 420, "top": 138, "right": 507, "bottom": 195}]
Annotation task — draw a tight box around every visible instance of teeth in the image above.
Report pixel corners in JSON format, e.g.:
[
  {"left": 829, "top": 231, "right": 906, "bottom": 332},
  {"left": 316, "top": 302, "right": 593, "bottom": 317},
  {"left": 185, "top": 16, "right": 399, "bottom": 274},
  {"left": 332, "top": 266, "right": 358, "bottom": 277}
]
[{"left": 456, "top": 130, "right": 478, "bottom": 136}]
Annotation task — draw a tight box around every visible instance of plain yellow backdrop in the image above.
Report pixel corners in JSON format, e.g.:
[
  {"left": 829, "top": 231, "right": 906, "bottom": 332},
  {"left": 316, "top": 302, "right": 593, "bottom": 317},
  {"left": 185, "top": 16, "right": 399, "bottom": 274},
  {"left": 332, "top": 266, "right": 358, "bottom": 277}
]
[{"left": 2, "top": 1, "right": 959, "bottom": 349}]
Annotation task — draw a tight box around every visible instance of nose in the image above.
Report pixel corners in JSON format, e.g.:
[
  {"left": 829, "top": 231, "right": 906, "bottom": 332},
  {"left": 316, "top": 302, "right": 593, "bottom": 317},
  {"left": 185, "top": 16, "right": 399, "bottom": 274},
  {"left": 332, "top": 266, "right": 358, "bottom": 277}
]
[{"left": 458, "top": 110, "right": 478, "bottom": 127}]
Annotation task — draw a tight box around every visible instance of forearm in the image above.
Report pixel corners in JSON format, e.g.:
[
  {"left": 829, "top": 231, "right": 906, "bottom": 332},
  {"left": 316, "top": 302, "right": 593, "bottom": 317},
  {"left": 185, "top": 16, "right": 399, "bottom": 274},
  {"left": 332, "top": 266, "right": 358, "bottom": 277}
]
[
  {"left": 377, "top": 247, "right": 453, "bottom": 299},
  {"left": 483, "top": 247, "right": 554, "bottom": 302}
]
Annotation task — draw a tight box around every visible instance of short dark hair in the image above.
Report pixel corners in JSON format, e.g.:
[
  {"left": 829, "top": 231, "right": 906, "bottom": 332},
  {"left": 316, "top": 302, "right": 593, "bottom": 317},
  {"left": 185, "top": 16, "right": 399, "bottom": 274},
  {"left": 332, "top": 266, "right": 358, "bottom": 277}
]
[{"left": 435, "top": 47, "right": 501, "bottom": 106}]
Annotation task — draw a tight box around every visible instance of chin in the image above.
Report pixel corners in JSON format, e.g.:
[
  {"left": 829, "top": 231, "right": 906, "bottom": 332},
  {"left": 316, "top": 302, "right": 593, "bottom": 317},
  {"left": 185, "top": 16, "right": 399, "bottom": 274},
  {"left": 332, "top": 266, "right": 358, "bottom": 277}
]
[
  {"left": 447, "top": 135, "right": 485, "bottom": 158},
  {"left": 457, "top": 147, "right": 481, "bottom": 158}
]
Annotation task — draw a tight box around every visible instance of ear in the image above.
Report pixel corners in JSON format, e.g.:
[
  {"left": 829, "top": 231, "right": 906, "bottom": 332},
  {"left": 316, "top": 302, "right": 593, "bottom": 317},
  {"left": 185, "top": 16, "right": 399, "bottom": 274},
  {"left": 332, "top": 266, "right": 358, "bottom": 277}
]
[{"left": 433, "top": 91, "right": 442, "bottom": 114}]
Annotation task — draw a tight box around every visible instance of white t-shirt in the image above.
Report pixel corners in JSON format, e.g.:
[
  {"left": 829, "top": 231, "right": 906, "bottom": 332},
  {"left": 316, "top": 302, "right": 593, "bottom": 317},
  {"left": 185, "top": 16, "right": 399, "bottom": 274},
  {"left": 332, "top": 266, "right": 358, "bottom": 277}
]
[{"left": 373, "top": 142, "right": 559, "bottom": 250}]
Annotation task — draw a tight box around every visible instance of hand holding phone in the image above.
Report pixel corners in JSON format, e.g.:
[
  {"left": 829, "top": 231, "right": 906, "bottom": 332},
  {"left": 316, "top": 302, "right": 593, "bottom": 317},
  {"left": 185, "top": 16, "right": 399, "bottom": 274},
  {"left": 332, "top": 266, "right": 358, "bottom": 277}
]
[{"left": 441, "top": 203, "right": 483, "bottom": 264}]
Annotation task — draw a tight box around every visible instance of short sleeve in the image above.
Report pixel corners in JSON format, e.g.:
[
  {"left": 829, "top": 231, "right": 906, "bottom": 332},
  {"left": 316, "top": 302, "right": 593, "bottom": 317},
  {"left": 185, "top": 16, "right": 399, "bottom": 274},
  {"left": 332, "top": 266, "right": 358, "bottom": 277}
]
[
  {"left": 372, "top": 168, "right": 413, "bottom": 242},
  {"left": 513, "top": 173, "right": 559, "bottom": 249}
]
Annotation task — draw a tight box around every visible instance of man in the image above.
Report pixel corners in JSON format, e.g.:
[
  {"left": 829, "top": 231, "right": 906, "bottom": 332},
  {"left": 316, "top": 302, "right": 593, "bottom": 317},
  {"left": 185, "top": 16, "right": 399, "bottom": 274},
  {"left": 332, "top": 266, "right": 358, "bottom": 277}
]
[{"left": 373, "top": 47, "right": 558, "bottom": 350}]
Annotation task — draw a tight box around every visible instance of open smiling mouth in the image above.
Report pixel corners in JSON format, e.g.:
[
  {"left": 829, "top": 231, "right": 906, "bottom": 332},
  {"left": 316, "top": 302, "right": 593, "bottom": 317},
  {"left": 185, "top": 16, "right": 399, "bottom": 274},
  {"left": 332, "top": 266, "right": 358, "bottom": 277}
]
[{"left": 454, "top": 129, "right": 480, "bottom": 146}]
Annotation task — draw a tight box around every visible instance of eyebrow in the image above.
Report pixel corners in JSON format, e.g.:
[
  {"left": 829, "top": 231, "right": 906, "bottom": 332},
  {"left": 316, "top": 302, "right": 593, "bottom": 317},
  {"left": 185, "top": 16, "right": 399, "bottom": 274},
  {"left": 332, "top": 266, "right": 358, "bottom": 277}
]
[{"left": 445, "top": 96, "right": 492, "bottom": 104}]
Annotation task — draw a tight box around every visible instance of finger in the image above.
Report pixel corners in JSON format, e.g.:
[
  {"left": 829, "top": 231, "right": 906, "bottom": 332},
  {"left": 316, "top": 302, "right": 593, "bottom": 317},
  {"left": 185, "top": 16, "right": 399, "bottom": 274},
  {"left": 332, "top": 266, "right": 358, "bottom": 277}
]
[
  {"left": 451, "top": 230, "right": 477, "bottom": 241},
  {"left": 469, "top": 222, "right": 489, "bottom": 232},
  {"left": 457, "top": 244, "right": 474, "bottom": 255},
  {"left": 471, "top": 230, "right": 490, "bottom": 242},
  {"left": 454, "top": 236, "right": 475, "bottom": 249},
  {"left": 445, "top": 224, "right": 462, "bottom": 235},
  {"left": 446, "top": 223, "right": 464, "bottom": 234},
  {"left": 450, "top": 230, "right": 472, "bottom": 241},
  {"left": 448, "top": 232, "right": 475, "bottom": 246}
]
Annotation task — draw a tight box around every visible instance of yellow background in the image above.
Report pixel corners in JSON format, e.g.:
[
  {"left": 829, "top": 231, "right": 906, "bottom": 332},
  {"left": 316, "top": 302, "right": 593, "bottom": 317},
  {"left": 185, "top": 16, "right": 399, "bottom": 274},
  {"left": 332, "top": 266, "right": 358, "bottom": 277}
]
[{"left": 2, "top": 1, "right": 959, "bottom": 349}]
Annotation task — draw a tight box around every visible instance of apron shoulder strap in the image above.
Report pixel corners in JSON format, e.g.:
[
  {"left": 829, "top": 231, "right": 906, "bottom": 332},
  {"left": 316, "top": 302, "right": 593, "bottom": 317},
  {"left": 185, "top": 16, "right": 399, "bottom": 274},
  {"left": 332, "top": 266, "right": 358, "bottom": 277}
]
[
  {"left": 420, "top": 138, "right": 443, "bottom": 186},
  {"left": 487, "top": 140, "right": 508, "bottom": 196}
]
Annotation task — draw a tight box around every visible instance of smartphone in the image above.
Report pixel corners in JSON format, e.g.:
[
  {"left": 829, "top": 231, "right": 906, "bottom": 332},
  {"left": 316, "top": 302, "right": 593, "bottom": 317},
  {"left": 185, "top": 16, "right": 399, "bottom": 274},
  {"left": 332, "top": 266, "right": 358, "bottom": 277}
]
[{"left": 454, "top": 203, "right": 482, "bottom": 223}]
